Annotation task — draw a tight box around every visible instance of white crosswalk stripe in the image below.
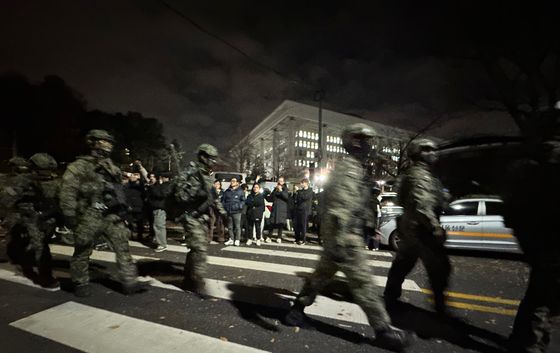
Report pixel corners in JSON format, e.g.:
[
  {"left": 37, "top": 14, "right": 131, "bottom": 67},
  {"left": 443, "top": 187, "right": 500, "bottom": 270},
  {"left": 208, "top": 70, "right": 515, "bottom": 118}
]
[
  {"left": 49, "top": 243, "right": 421, "bottom": 292},
  {"left": 249, "top": 240, "right": 394, "bottom": 257},
  {"left": 220, "top": 246, "right": 393, "bottom": 268},
  {"left": 0, "top": 241, "right": 421, "bottom": 331},
  {"left": 10, "top": 301, "right": 269, "bottom": 353}
]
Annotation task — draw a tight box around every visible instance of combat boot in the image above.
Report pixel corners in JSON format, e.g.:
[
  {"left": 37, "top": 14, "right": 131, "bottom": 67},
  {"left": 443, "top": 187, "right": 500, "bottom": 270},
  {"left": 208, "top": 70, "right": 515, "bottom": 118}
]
[
  {"left": 37, "top": 274, "right": 60, "bottom": 289},
  {"left": 74, "top": 284, "right": 92, "bottom": 297},
  {"left": 284, "top": 302, "right": 307, "bottom": 327},
  {"left": 122, "top": 281, "right": 150, "bottom": 295},
  {"left": 374, "top": 325, "right": 416, "bottom": 351},
  {"left": 183, "top": 278, "right": 210, "bottom": 299}
]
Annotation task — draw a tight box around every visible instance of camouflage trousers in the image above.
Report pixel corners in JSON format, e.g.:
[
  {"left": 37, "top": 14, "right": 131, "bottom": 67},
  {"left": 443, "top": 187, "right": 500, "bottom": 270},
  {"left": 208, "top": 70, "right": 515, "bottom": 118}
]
[
  {"left": 509, "top": 266, "right": 560, "bottom": 353},
  {"left": 384, "top": 230, "right": 451, "bottom": 312},
  {"left": 71, "top": 209, "right": 138, "bottom": 286},
  {"left": 295, "top": 233, "right": 391, "bottom": 330},
  {"left": 181, "top": 214, "right": 209, "bottom": 284},
  {"left": 6, "top": 216, "right": 55, "bottom": 278}
]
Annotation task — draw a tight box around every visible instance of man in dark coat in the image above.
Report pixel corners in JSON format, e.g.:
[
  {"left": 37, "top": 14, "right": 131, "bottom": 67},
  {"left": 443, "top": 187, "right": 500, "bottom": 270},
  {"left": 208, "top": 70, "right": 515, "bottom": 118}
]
[
  {"left": 265, "top": 176, "right": 289, "bottom": 243},
  {"left": 294, "top": 178, "right": 313, "bottom": 244},
  {"left": 146, "top": 173, "right": 171, "bottom": 251},
  {"left": 124, "top": 173, "right": 145, "bottom": 240}
]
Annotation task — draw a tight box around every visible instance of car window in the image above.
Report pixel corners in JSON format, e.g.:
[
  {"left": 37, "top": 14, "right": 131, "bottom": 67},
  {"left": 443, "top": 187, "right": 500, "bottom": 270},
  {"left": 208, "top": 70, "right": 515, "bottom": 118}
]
[
  {"left": 485, "top": 201, "right": 504, "bottom": 216},
  {"left": 445, "top": 201, "right": 478, "bottom": 216},
  {"left": 380, "top": 196, "right": 398, "bottom": 207}
]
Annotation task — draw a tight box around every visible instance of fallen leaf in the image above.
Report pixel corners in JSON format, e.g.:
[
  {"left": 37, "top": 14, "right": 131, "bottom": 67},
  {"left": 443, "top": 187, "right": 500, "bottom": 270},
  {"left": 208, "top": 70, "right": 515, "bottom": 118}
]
[
  {"left": 270, "top": 338, "right": 276, "bottom": 343},
  {"left": 159, "top": 316, "right": 166, "bottom": 320},
  {"left": 220, "top": 337, "right": 228, "bottom": 342},
  {"left": 294, "top": 327, "right": 300, "bottom": 333},
  {"left": 108, "top": 325, "right": 120, "bottom": 330}
]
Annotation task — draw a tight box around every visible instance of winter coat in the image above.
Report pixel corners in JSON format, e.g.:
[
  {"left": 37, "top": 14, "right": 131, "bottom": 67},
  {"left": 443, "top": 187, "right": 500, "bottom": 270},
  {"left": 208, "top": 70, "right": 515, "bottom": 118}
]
[
  {"left": 266, "top": 184, "right": 289, "bottom": 225},
  {"left": 147, "top": 181, "right": 171, "bottom": 210},
  {"left": 222, "top": 186, "right": 246, "bottom": 214},
  {"left": 125, "top": 181, "right": 144, "bottom": 214},
  {"left": 295, "top": 187, "right": 313, "bottom": 213},
  {"left": 245, "top": 191, "right": 265, "bottom": 220}
]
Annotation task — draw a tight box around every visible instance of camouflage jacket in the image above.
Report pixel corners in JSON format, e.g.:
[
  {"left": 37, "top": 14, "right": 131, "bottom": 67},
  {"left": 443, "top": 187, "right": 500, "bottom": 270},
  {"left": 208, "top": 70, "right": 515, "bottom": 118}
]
[
  {"left": 321, "top": 156, "right": 371, "bottom": 245},
  {"left": 170, "top": 161, "right": 225, "bottom": 219},
  {"left": 0, "top": 173, "right": 37, "bottom": 226},
  {"left": 59, "top": 155, "right": 122, "bottom": 218},
  {"left": 396, "top": 162, "right": 446, "bottom": 232}
]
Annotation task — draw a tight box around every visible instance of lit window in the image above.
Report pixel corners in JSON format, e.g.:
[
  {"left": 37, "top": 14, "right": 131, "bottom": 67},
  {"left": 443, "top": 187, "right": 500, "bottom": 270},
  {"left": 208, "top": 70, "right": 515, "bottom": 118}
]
[{"left": 294, "top": 142, "right": 298, "bottom": 147}]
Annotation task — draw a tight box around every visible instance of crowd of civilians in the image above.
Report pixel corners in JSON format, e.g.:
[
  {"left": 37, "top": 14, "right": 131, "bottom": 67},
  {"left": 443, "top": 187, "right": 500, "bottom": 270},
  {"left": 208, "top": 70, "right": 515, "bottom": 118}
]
[{"left": 119, "top": 161, "right": 379, "bottom": 253}]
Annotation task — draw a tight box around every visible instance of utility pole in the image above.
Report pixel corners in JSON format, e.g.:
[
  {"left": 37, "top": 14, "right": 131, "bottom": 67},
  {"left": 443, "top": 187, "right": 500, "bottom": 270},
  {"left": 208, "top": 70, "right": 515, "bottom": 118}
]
[{"left": 314, "top": 89, "right": 325, "bottom": 169}]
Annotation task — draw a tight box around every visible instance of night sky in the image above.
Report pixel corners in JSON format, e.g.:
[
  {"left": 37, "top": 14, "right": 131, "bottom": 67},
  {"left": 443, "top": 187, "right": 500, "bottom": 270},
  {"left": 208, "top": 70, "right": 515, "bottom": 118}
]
[{"left": 1, "top": 1, "right": 530, "bottom": 152}]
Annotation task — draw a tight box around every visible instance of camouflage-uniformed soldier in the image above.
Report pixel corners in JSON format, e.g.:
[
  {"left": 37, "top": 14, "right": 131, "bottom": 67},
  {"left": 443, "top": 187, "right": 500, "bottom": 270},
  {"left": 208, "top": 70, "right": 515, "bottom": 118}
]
[
  {"left": 2, "top": 157, "right": 39, "bottom": 279},
  {"left": 59, "top": 129, "right": 147, "bottom": 297},
  {"left": 172, "top": 144, "right": 226, "bottom": 297},
  {"left": 21, "top": 153, "right": 61, "bottom": 288},
  {"left": 285, "top": 124, "right": 414, "bottom": 350},
  {"left": 384, "top": 138, "right": 451, "bottom": 314},
  {"left": 503, "top": 135, "right": 560, "bottom": 353}
]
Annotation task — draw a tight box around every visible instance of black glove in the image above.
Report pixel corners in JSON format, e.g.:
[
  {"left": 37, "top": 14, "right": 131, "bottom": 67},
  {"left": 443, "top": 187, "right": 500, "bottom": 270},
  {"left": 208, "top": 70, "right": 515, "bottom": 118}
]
[{"left": 65, "top": 216, "right": 78, "bottom": 230}]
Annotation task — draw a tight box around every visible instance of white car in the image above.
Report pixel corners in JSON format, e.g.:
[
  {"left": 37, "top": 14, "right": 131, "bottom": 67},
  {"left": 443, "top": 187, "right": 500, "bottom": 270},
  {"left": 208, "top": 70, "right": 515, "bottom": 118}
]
[
  {"left": 379, "top": 192, "right": 403, "bottom": 216},
  {"left": 378, "top": 197, "right": 520, "bottom": 253}
]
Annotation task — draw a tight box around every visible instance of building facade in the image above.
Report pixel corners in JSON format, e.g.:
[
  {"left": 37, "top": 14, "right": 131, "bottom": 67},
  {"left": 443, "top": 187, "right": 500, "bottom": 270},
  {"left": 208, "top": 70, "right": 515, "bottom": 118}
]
[{"left": 233, "top": 100, "right": 426, "bottom": 179}]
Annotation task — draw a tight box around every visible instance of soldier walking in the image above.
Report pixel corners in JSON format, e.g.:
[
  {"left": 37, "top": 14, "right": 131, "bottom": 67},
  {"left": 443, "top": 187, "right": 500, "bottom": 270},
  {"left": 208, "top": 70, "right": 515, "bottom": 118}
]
[
  {"left": 384, "top": 139, "right": 451, "bottom": 314},
  {"left": 1, "top": 154, "right": 61, "bottom": 288},
  {"left": 171, "top": 144, "right": 227, "bottom": 297},
  {"left": 59, "top": 130, "right": 147, "bottom": 297},
  {"left": 284, "top": 124, "right": 415, "bottom": 350},
  {"left": 502, "top": 134, "right": 560, "bottom": 353}
]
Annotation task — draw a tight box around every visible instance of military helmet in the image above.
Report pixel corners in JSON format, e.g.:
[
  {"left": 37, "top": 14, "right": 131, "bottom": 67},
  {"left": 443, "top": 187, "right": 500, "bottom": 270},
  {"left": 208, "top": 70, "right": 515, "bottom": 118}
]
[
  {"left": 86, "top": 129, "right": 114, "bottom": 143},
  {"left": 197, "top": 144, "right": 219, "bottom": 157},
  {"left": 342, "top": 123, "right": 376, "bottom": 145},
  {"left": 8, "top": 156, "right": 30, "bottom": 168},
  {"left": 407, "top": 138, "right": 437, "bottom": 159},
  {"left": 29, "top": 153, "right": 58, "bottom": 170}
]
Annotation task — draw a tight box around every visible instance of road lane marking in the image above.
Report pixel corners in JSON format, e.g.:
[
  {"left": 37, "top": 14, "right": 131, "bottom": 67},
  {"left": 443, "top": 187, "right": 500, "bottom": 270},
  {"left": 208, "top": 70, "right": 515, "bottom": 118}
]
[
  {"left": 124, "top": 242, "right": 420, "bottom": 291},
  {"left": 221, "top": 246, "right": 393, "bottom": 268},
  {"left": 10, "top": 301, "right": 269, "bottom": 353},
  {"left": 49, "top": 244, "right": 160, "bottom": 262},
  {"left": 0, "top": 267, "right": 60, "bottom": 291},
  {"left": 257, "top": 241, "right": 394, "bottom": 257},
  {"left": 120, "top": 276, "right": 372, "bottom": 326},
  {"left": 428, "top": 299, "right": 517, "bottom": 316},
  {"left": 422, "top": 288, "right": 520, "bottom": 306},
  {"left": 50, "top": 243, "right": 420, "bottom": 292}
]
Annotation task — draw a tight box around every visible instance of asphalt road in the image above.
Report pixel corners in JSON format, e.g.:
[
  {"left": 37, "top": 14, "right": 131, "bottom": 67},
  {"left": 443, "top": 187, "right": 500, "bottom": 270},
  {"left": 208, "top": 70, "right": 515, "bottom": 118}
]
[{"left": 1, "top": 229, "right": 558, "bottom": 353}]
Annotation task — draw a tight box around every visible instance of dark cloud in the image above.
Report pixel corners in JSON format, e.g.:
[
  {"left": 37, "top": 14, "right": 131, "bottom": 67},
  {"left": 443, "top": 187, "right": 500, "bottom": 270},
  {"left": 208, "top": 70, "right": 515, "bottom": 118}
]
[{"left": 0, "top": 0, "right": 520, "bottom": 154}]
